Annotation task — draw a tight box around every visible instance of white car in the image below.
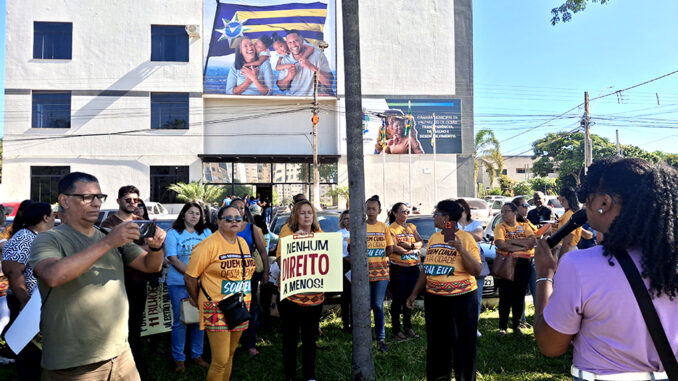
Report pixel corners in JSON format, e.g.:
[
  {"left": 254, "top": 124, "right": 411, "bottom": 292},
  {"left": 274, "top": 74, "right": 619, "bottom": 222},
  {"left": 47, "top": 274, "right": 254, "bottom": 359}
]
[{"left": 459, "top": 197, "right": 493, "bottom": 227}]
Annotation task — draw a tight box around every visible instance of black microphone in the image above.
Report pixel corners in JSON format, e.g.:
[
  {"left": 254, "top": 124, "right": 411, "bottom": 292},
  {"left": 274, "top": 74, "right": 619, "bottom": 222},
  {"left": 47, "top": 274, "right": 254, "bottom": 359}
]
[{"left": 546, "top": 209, "right": 587, "bottom": 248}]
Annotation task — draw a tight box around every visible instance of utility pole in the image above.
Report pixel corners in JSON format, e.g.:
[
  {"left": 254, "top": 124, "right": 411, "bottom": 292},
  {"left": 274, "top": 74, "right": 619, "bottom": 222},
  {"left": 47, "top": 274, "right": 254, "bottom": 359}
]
[
  {"left": 616, "top": 129, "right": 622, "bottom": 156},
  {"left": 342, "top": 0, "right": 376, "bottom": 379},
  {"left": 312, "top": 42, "right": 328, "bottom": 211},
  {"left": 583, "top": 91, "right": 592, "bottom": 174}
]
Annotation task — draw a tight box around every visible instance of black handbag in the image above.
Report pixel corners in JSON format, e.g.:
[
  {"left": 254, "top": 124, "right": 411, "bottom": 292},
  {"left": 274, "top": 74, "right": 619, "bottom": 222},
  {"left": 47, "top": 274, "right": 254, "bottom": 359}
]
[
  {"left": 200, "top": 238, "right": 251, "bottom": 329},
  {"left": 614, "top": 249, "right": 678, "bottom": 380}
]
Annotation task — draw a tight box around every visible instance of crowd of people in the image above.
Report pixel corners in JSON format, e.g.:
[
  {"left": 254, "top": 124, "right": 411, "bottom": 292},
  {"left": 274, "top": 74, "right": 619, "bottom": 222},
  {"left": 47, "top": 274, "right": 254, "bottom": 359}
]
[{"left": 0, "top": 157, "right": 676, "bottom": 381}]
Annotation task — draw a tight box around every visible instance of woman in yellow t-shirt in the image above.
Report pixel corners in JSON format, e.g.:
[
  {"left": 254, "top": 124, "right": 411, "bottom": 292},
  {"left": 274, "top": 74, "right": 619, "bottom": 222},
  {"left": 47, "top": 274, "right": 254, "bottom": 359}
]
[
  {"left": 365, "top": 196, "right": 394, "bottom": 352},
  {"left": 388, "top": 202, "right": 423, "bottom": 340},
  {"left": 555, "top": 186, "right": 583, "bottom": 257},
  {"left": 184, "top": 206, "right": 256, "bottom": 381},
  {"left": 275, "top": 200, "right": 324, "bottom": 381},
  {"left": 494, "top": 203, "right": 537, "bottom": 337},
  {"left": 406, "top": 199, "right": 481, "bottom": 381}
]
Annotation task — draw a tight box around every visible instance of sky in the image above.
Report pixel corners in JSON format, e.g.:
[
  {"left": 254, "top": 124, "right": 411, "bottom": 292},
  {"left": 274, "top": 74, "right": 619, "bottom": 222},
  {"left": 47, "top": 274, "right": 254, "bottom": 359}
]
[{"left": 473, "top": 0, "right": 678, "bottom": 155}]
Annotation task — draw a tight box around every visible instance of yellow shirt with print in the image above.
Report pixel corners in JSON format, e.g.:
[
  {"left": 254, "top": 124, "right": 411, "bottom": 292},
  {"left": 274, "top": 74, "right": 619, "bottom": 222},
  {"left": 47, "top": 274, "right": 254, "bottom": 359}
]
[
  {"left": 276, "top": 224, "right": 325, "bottom": 306},
  {"left": 423, "top": 230, "right": 480, "bottom": 296},
  {"left": 185, "top": 233, "right": 256, "bottom": 331},
  {"left": 367, "top": 221, "right": 393, "bottom": 282},
  {"left": 388, "top": 222, "right": 420, "bottom": 267},
  {"left": 494, "top": 222, "right": 536, "bottom": 259},
  {"left": 554, "top": 209, "right": 582, "bottom": 247}
]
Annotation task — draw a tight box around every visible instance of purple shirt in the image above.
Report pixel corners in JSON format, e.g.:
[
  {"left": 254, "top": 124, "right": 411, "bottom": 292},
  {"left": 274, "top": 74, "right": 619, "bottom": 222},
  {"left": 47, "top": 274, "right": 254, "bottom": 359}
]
[{"left": 544, "top": 245, "right": 678, "bottom": 374}]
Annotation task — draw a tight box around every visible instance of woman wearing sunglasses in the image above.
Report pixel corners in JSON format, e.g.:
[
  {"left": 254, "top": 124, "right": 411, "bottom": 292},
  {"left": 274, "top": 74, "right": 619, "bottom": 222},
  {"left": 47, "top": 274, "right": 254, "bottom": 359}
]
[
  {"left": 276, "top": 200, "right": 324, "bottom": 381},
  {"left": 535, "top": 158, "right": 678, "bottom": 381},
  {"left": 165, "top": 202, "right": 212, "bottom": 372},
  {"left": 388, "top": 202, "right": 423, "bottom": 340},
  {"left": 184, "top": 206, "right": 255, "bottom": 381}
]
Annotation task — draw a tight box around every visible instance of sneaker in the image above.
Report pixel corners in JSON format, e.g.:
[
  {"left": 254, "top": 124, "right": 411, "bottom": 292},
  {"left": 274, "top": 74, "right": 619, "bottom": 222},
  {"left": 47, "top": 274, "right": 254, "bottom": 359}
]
[
  {"left": 377, "top": 340, "right": 388, "bottom": 352},
  {"left": 476, "top": 330, "right": 482, "bottom": 338},
  {"left": 498, "top": 329, "right": 507, "bottom": 338},
  {"left": 192, "top": 356, "right": 210, "bottom": 368},
  {"left": 513, "top": 327, "right": 524, "bottom": 337},
  {"left": 174, "top": 360, "right": 186, "bottom": 372}
]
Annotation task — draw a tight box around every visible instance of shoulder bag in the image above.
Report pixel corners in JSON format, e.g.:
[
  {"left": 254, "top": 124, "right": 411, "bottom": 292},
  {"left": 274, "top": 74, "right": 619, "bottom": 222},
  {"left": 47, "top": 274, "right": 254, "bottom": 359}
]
[
  {"left": 180, "top": 297, "right": 200, "bottom": 324},
  {"left": 491, "top": 224, "right": 515, "bottom": 281},
  {"left": 200, "top": 238, "right": 251, "bottom": 329},
  {"left": 614, "top": 249, "right": 678, "bottom": 380}
]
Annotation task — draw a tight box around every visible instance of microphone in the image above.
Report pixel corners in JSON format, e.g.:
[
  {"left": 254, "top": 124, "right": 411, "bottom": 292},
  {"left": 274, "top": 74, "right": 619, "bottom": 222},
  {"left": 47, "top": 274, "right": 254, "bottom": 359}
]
[{"left": 546, "top": 209, "right": 587, "bottom": 248}]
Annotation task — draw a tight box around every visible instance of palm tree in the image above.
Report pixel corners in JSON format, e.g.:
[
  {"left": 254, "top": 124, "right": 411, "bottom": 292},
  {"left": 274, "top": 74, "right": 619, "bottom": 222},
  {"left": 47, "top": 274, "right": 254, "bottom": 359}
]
[
  {"left": 474, "top": 129, "right": 504, "bottom": 187},
  {"left": 167, "top": 182, "right": 225, "bottom": 205}
]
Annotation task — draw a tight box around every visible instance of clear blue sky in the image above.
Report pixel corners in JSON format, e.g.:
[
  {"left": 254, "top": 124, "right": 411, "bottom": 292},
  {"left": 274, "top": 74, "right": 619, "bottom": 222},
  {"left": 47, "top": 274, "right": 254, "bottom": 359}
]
[{"left": 474, "top": 0, "right": 678, "bottom": 155}]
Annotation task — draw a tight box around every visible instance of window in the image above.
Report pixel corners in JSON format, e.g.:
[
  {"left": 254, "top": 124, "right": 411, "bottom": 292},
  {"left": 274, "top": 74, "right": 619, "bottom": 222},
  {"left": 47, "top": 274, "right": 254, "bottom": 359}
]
[
  {"left": 151, "top": 93, "right": 189, "bottom": 129},
  {"left": 516, "top": 168, "right": 527, "bottom": 174},
  {"left": 32, "top": 91, "right": 71, "bottom": 128},
  {"left": 151, "top": 25, "right": 188, "bottom": 62},
  {"left": 150, "top": 166, "right": 189, "bottom": 203},
  {"left": 501, "top": 169, "right": 508, "bottom": 175},
  {"left": 31, "top": 166, "right": 70, "bottom": 203},
  {"left": 33, "top": 22, "right": 72, "bottom": 59}
]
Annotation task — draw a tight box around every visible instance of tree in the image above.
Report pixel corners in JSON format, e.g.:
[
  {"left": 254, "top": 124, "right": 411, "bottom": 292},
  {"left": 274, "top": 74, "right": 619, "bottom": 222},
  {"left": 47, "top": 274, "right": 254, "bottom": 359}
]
[
  {"left": 327, "top": 185, "right": 350, "bottom": 208},
  {"left": 528, "top": 177, "right": 559, "bottom": 195},
  {"left": 474, "top": 129, "right": 504, "bottom": 187},
  {"left": 551, "top": 0, "right": 610, "bottom": 25},
  {"left": 167, "top": 182, "right": 225, "bottom": 205},
  {"left": 532, "top": 132, "right": 617, "bottom": 187},
  {"left": 512, "top": 181, "right": 534, "bottom": 197},
  {"left": 498, "top": 175, "right": 516, "bottom": 196}
]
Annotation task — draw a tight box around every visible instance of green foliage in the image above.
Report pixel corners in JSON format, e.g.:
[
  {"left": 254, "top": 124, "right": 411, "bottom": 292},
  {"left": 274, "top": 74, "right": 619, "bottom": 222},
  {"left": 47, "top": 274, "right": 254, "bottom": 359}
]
[
  {"left": 327, "top": 185, "right": 349, "bottom": 207},
  {"left": 528, "top": 177, "right": 559, "bottom": 195},
  {"left": 512, "top": 181, "right": 534, "bottom": 197},
  {"left": 498, "top": 175, "right": 516, "bottom": 196},
  {"left": 551, "top": 0, "right": 610, "bottom": 25},
  {"left": 167, "top": 182, "right": 226, "bottom": 205},
  {"left": 475, "top": 129, "right": 504, "bottom": 187},
  {"left": 488, "top": 187, "right": 504, "bottom": 196}
]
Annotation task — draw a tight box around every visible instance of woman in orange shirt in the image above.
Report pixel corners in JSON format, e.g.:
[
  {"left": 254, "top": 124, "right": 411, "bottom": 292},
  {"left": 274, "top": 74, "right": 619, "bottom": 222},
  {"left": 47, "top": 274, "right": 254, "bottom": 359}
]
[{"left": 555, "top": 186, "right": 583, "bottom": 257}]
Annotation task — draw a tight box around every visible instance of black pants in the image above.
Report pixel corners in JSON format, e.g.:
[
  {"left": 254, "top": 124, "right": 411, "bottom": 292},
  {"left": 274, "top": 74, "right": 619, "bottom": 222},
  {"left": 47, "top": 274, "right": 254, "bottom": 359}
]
[
  {"left": 7, "top": 293, "right": 42, "bottom": 381},
  {"left": 242, "top": 271, "right": 262, "bottom": 350},
  {"left": 341, "top": 259, "right": 352, "bottom": 330},
  {"left": 279, "top": 299, "right": 322, "bottom": 381},
  {"left": 425, "top": 291, "right": 478, "bottom": 381},
  {"left": 125, "top": 268, "right": 148, "bottom": 370},
  {"left": 390, "top": 264, "right": 419, "bottom": 334},
  {"left": 497, "top": 257, "right": 532, "bottom": 330}
]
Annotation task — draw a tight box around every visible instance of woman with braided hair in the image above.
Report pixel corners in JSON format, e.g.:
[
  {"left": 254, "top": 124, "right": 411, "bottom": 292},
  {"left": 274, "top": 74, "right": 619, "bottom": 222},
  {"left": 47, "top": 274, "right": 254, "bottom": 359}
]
[{"left": 534, "top": 157, "right": 678, "bottom": 381}]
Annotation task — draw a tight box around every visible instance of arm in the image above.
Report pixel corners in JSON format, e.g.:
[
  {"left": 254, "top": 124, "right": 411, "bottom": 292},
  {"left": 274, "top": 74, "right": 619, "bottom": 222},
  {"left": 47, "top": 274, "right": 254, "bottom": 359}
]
[
  {"left": 167, "top": 256, "right": 187, "bottom": 275},
  {"left": 127, "top": 226, "right": 166, "bottom": 273},
  {"left": 557, "top": 233, "right": 574, "bottom": 258},
  {"left": 412, "top": 228, "right": 424, "bottom": 250},
  {"left": 184, "top": 274, "right": 199, "bottom": 307},
  {"left": 277, "top": 65, "right": 296, "bottom": 92},
  {"left": 405, "top": 271, "right": 427, "bottom": 308},
  {"left": 533, "top": 238, "right": 573, "bottom": 356},
  {"left": 2, "top": 260, "right": 31, "bottom": 307},
  {"left": 410, "top": 136, "right": 424, "bottom": 154},
  {"left": 34, "top": 223, "right": 141, "bottom": 288},
  {"left": 450, "top": 236, "right": 482, "bottom": 276},
  {"left": 506, "top": 236, "right": 537, "bottom": 249},
  {"left": 580, "top": 229, "right": 593, "bottom": 240},
  {"left": 468, "top": 227, "right": 484, "bottom": 242},
  {"left": 248, "top": 55, "right": 268, "bottom": 67},
  {"left": 253, "top": 227, "right": 270, "bottom": 284},
  {"left": 494, "top": 239, "right": 527, "bottom": 253}
]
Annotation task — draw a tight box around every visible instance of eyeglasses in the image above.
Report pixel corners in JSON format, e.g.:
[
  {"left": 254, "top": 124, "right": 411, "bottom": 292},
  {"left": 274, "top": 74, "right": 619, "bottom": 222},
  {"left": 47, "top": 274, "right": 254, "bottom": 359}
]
[
  {"left": 398, "top": 210, "right": 410, "bottom": 214},
  {"left": 124, "top": 197, "right": 140, "bottom": 204},
  {"left": 220, "top": 216, "right": 243, "bottom": 222},
  {"left": 433, "top": 211, "right": 447, "bottom": 217},
  {"left": 65, "top": 193, "right": 108, "bottom": 204},
  {"left": 521, "top": 204, "right": 530, "bottom": 208}
]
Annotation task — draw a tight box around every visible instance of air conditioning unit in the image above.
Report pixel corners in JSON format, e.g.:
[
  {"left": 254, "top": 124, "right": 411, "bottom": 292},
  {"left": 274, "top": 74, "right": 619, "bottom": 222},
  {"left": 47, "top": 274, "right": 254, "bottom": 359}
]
[{"left": 185, "top": 25, "right": 200, "bottom": 38}]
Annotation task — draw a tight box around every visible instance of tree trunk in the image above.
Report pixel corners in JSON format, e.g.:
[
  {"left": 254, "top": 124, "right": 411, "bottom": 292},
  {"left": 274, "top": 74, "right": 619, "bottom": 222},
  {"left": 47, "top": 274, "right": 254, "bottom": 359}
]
[{"left": 342, "top": 0, "right": 376, "bottom": 379}]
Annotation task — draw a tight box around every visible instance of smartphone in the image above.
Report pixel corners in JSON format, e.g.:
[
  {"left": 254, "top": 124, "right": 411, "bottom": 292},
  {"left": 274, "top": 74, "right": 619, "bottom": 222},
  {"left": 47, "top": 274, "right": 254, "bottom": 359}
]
[
  {"left": 443, "top": 221, "right": 457, "bottom": 242},
  {"left": 132, "top": 220, "right": 157, "bottom": 238}
]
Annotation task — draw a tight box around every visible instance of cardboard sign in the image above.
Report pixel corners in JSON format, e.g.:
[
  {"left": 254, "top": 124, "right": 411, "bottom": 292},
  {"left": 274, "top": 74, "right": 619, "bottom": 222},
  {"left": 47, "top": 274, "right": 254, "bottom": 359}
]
[
  {"left": 140, "top": 282, "right": 173, "bottom": 337},
  {"left": 279, "top": 232, "right": 343, "bottom": 300}
]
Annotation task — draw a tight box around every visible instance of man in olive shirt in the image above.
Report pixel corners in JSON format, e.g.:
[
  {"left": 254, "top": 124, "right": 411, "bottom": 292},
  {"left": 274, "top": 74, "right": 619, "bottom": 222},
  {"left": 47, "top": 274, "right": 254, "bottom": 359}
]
[{"left": 30, "top": 172, "right": 166, "bottom": 380}]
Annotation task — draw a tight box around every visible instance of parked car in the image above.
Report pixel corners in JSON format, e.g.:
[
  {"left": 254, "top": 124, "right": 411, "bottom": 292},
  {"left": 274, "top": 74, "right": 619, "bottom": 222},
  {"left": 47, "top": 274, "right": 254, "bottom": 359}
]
[
  {"left": 270, "top": 211, "right": 343, "bottom": 235},
  {"left": 405, "top": 214, "right": 436, "bottom": 258},
  {"left": 459, "top": 198, "right": 493, "bottom": 227},
  {"left": 488, "top": 199, "right": 504, "bottom": 216}
]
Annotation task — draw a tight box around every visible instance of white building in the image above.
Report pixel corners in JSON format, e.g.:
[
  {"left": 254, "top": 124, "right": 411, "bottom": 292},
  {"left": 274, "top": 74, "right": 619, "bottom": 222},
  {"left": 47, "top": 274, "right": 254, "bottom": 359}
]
[{"left": 3, "top": 0, "right": 474, "bottom": 214}]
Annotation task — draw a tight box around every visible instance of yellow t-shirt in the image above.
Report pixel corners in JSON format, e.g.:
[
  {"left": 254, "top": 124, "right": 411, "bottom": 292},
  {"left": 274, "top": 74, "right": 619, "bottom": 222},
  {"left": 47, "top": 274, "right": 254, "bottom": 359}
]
[
  {"left": 276, "top": 226, "right": 325, "bottom": 306},
  {"left": 388, "top": 222, "right": 420, "bottom": 267},
  {"left": 494, "top": 222, "right": 535, "bottom": 259},
  {"left": 423, "top": 230, "right": 480, "bottom": 296},
  {"left": 366, "top": 221, "right": 393, "bottom": 282},
  {"left": 185, "top": 233, "right": 256, "bottom": 331},
  {"left": 554, "top": 209, "right": 582, "bottom": 247}
]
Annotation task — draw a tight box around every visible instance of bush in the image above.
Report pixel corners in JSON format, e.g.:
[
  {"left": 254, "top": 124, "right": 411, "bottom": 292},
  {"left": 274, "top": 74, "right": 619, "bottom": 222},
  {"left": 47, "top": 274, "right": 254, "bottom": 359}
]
[
  {"left": 529, "top": 177, "right": 559, "bottom": 195},
  {"left": 512, "top": 181, "right": 534, "bottom": 196},
  {"left": 488, "top": 187, "right": 503, "bottom": 195}
]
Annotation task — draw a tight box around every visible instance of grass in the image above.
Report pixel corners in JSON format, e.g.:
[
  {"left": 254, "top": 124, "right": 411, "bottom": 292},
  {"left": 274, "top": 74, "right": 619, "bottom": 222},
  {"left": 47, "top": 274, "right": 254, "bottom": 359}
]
[{"left": 0, "top": 304, "right": 572, "bottom": 380}]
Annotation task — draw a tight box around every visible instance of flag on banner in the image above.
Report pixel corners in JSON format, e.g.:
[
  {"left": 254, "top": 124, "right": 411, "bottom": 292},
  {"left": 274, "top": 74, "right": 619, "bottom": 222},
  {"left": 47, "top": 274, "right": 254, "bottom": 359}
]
[
  {"left": 380, "top": 118, "right": 387, "bottom": 149},
  {"left": 405, "top": 101, "right": 413, "bottom": 136},
  {"left": 208, "top": 2, "right": 329, "bottom": 58},
  {"left": 431, "top": 114, "right": 437, "bottom": 150}
]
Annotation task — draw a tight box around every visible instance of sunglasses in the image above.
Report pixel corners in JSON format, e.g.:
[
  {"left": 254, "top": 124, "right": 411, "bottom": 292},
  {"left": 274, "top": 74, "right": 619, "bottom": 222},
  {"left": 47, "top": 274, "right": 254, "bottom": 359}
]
[
  {"left": 124, "top": 197, "right": 140, "bottom": 204},
  {"left": 398, "top": 210, "right": 410, "bottom": 214},
  {"left": 220, "top": 216, "right": 243, "bottom": 222},
  {"left": 521, "top": 204, "right": 530, "bottom": 208}
]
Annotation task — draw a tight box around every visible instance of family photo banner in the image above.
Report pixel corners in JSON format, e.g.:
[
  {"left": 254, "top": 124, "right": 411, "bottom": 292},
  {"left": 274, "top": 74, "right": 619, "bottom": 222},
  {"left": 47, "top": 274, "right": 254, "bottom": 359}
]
[
  {"left": 204, "top": 0, "right": 337, "bottom": 97},
  {"left": 279, "top": 232, "right": 343, "bottom": 300}
]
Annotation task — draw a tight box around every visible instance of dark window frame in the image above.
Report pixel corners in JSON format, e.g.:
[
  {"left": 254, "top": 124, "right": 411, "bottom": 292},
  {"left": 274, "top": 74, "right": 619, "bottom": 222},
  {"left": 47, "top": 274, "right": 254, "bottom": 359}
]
[
  {"left": 150, "top": 92, "right": 189, "bottom": 130},
  {"left": 150, "top": 165, "right": 189, "bottom": 203},
  {"left": 30, "top": 166, "right": 70, "bottom": 203},
  {"left": 151, "top": 25, "right": 189, "bottom": 62},
  {"left": 32, "top": 91, "right": 72, "bottom": 128},
  {"left": 33, "top": 22, "right": 72, "bottom": 60}
]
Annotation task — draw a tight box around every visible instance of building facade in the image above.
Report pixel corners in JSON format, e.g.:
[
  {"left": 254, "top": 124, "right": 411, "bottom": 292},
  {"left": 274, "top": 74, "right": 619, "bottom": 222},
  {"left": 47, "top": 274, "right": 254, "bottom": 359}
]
[{"left": 3, "top": 0, "right": 474, "bottom": 213}]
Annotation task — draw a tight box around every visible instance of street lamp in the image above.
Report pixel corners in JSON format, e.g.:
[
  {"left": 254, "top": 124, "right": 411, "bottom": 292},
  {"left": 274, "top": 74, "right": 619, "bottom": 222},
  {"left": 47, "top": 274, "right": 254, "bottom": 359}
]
[{"left": 312, "top": 40, "right": 329, "bottom": 210}]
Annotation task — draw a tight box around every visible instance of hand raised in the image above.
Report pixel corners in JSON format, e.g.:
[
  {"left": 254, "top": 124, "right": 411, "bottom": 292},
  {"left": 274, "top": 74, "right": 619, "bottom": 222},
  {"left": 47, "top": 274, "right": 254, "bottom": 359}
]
[
  {"left": 534, "top": 237, "right": 559, "bottom": 278},
  {"left": 147, "top": 225, "right": 166, "bottom": 251},
  {"left": 104, "top": 221, "right": 140, "bottom": 248}
]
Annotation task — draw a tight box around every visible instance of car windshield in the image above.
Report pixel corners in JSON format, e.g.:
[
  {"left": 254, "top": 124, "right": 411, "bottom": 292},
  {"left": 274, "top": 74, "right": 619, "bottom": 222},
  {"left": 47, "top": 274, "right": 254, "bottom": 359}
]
[
  {"left": 548, "top": 198, "right": 563, "bottom": 208},
  {"left": 466, "top": 199, "right": 488, "bottom": 210},
  {"left": 408, "top": 217, "right": 436, "bottom": 241}
]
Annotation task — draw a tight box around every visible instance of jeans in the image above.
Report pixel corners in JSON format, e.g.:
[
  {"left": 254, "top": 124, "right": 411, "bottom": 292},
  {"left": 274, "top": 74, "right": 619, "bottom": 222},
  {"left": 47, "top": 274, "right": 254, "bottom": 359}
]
[
  {"left": 475, "top": 276, "right": 485, "bottom": 319},
  {"left": 370, "top": 280, "right": 389, "bottom": 341},
  {"left": 390, "top": 264, "right": 420, "bottom": 334},
  {"left": 168, "top": 285, "right": 205, "bottom": 361},
  {"left": 242, "top": 271, "right": 262, "bottom": 350},
  {"left": 424, "top": 291, "right": 478, "bottom": 381},
  {"left": 279, "top": 299, "right": 322, "bottom": 381},
  {"left": 497, "top": 258, "right": 532, "bottom": 330}
]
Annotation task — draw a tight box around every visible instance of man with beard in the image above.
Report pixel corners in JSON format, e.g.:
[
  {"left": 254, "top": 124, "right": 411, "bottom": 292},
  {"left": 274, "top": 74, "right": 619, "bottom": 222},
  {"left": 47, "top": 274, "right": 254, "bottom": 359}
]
[
  {"left": 527, "top": 191, "right": 555, "bottom": 226},
  {"left": 276, "top": 30, "right": 334, "bottom": 96}
]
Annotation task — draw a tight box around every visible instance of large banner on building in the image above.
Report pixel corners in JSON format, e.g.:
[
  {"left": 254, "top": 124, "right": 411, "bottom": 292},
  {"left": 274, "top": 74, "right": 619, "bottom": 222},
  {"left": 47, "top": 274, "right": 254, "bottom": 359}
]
[
  {"left": 362, "top": 98, "right": 463, "bottom": 155},
  {"left": 204, "top": 0, "right": 337, "bottom": 97},
  {"left": 279, "top": 232, "right": 343, "bottom": 300}
]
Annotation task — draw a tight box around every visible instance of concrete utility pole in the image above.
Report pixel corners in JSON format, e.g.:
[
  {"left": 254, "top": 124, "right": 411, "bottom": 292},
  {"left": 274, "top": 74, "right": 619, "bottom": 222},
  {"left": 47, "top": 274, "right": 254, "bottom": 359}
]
[
  {"left": 583, "top": 91, "right": 592, "bottom": 174},
  {"left": 342, "top": 0, "right": 376, "bottom": 379},
  {"left": 312, "top": 42, "right": 327, "bottom": 211}
]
